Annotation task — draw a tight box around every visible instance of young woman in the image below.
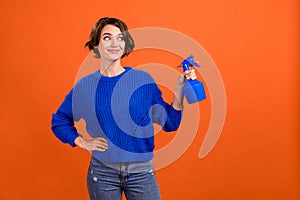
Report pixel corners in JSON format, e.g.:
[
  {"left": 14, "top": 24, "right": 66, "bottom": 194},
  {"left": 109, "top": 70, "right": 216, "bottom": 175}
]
[{"left": 51, "top": 17, "right": 196, "bottom": 200}]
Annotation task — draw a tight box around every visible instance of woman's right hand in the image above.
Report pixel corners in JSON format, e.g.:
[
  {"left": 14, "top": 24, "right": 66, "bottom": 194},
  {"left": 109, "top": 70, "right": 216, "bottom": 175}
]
[{"left": 75, "top": 136, "right": 108, "bottom": 153}]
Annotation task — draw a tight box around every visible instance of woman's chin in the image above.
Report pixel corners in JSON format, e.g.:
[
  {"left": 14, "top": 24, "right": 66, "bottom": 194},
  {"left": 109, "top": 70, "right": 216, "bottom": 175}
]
[{"left": 104, "top": 53, "right": 123, "bottom": 61}]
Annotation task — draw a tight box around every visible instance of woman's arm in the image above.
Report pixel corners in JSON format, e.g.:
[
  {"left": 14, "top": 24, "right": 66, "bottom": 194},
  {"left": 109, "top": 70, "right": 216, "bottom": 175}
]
[
  {"left": 51, "top": 89, "right": 108, "bottom": 151},
  {"left": 51, "top": 90, "right": 80, "bottom": 147},
  {"left": 151, "top": 69, "right": 197, "bottom": 131}
]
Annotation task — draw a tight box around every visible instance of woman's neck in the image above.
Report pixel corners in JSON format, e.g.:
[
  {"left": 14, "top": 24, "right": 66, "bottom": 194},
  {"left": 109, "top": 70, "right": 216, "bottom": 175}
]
[{"left": 100, "top": 59, "right": 125, "bottom": 77}]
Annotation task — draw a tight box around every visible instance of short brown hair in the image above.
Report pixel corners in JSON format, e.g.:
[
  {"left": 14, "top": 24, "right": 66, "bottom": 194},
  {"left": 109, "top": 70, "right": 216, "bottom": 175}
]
[{"left": 85, "top": 17, "right": 135, "bottom": 58}]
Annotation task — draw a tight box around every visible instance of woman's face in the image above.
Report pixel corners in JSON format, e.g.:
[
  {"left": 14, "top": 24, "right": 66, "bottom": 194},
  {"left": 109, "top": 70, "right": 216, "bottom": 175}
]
[{"left": 97, "top": 24, "right": 125, "bottom": 61}]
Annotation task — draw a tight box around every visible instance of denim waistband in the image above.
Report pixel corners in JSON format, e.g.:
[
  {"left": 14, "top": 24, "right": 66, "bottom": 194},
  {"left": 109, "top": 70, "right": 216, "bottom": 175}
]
[{"left": 91, "top": 156, "right": 154, "bottom": 174}]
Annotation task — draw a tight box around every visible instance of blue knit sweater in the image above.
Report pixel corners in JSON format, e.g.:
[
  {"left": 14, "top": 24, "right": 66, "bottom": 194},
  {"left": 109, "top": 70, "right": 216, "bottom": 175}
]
[{"left": 51, "top": 67, "right": 182, "bottom": 162}]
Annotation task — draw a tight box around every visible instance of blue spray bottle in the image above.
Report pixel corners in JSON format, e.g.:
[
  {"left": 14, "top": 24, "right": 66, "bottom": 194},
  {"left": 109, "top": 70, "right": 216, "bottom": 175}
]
[{"left": 178, "top": 55, "right": 206, "bottom": 104}]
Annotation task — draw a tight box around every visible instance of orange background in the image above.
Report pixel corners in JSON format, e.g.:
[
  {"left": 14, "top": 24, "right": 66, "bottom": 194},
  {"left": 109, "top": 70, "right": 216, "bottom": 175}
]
[{"left": 0, "top": 0, "right": 299, "bottom": 199}]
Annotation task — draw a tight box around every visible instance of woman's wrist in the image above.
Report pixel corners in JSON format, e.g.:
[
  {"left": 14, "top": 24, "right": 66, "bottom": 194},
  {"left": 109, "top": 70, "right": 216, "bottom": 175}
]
[{"left": 74, "top": 135, "right": 85, "bottom": 148}]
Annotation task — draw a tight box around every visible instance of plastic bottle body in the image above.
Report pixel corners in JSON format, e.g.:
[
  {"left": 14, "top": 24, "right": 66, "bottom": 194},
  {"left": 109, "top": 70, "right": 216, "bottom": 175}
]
[{"left": 182, "top": 80, "right": 206, "bottom": 104}]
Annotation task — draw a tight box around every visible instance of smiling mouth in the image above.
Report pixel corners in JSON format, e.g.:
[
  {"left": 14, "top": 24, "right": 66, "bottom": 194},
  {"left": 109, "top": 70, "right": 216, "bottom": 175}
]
[{"left": 108, "top": 49, "right": 121, "bottom": 54}]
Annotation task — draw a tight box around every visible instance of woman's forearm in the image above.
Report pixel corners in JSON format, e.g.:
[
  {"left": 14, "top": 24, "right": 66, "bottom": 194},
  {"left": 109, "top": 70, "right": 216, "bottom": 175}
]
[{"left": 172, "top": 84, "right": 184, "bottom": 110}]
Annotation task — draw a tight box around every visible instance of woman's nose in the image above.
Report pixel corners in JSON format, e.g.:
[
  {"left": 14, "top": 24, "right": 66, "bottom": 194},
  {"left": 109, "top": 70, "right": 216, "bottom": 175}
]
[{"left": 110, "top": 37, "right": 118, "bottom": 47}]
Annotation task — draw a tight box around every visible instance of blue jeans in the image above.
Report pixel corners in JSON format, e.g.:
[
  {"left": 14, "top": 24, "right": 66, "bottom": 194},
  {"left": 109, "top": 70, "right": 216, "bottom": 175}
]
[{"left": 87, "top": 157, "right": 161, "bottom": 200}]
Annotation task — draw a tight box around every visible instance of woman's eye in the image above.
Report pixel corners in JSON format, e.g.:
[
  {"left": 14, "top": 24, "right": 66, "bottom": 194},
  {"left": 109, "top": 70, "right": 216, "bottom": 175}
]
[
  {"left": 103, "top": 36, "right": 110, "bottom": 41},
  {"left": 118, "top": 36, "right": 124, "bottom": 41}
]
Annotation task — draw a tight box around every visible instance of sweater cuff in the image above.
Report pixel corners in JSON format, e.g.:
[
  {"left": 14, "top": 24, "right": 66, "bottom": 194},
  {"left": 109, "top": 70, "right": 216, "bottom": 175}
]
[
  {"left": 68, "top": 132, "right": 80, "bottom": 147},
  {"left": 169, "top": 104, "right": 183, "bottom": 120}
]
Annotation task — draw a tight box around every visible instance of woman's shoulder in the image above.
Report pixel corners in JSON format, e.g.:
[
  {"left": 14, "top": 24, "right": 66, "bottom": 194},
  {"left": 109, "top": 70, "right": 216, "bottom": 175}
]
[{"left": 72, "top": 71, "right": 101, "bottom": 89}]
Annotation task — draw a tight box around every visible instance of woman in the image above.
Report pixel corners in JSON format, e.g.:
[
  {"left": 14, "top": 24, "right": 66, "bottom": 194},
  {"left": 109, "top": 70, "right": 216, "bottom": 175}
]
[{"left": 51, "top": 17, "right": 196, "bottom": 200}]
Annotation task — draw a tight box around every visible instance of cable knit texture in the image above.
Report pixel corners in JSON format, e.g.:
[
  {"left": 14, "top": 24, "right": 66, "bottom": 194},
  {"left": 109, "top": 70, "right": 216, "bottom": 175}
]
[{"left": 51, "top": 67, "right": 182, "bottom": 162}]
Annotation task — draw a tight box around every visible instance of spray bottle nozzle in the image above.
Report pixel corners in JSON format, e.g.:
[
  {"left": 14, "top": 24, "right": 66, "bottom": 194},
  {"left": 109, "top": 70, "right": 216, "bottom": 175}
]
[{"left": 177, "top": 55, "right": 201, "bottom": 72}]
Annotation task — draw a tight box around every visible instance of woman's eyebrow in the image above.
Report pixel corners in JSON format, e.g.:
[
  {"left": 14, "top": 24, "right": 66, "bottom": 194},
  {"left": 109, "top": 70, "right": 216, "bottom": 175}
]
[
  {"left": 102, "top": 33, "right": 112, "bottom": 36},
  {"left": 102, "top": 33, "right": 123, "bottom": 36}
]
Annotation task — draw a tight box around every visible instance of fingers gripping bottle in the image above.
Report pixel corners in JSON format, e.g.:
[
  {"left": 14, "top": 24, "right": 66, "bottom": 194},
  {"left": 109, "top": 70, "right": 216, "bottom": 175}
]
[{"left": 178, "top": 55, "right": 206, "bottom": 104}]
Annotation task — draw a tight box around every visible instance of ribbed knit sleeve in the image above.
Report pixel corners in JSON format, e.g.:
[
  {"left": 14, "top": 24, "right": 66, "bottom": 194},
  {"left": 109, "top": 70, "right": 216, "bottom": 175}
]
[
  {"left": 151, "top": 84, "right": 182, "bottom": 132},
  {"left": 51, "top": 89, "right": 79, "bottom": 147}
]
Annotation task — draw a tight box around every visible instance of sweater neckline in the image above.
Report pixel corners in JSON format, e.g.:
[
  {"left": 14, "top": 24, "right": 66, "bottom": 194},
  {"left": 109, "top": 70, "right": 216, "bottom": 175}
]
[{"left": 93, "top": 67, "right": 132, "bottom": 82}]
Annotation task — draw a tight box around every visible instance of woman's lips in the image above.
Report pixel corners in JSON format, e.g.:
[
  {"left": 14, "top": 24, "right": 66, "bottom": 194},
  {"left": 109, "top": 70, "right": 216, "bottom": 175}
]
[{"left": 107, "top": 49, "right": 121, "bottom": 54}]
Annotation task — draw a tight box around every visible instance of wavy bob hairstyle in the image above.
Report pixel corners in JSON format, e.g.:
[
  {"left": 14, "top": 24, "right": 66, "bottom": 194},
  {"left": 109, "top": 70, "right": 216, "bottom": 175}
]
[{"left": 85, "top": 17, "right": 135, "bottom": 58}]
